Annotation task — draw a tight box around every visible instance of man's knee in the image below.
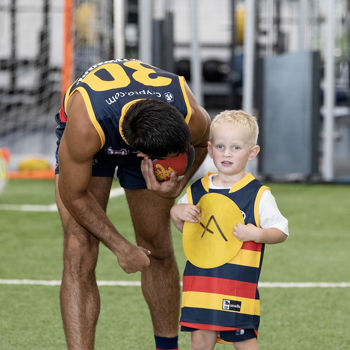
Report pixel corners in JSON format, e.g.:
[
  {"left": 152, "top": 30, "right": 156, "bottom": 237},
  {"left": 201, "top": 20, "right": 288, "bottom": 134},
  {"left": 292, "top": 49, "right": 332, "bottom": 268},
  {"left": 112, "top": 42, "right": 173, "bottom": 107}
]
[
  {"left": 137, "top": 231, "right": 174, "bottom": 261},
  {"left": 149, "top": 243, "right": 175, "bottom": 262}
]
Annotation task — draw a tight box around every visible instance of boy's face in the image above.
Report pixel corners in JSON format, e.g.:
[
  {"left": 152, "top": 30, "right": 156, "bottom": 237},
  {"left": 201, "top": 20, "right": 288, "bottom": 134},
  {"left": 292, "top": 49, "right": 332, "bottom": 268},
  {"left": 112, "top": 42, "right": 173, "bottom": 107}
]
[{"left": 208, "top": 122, "right": 259, "bottom": 177}]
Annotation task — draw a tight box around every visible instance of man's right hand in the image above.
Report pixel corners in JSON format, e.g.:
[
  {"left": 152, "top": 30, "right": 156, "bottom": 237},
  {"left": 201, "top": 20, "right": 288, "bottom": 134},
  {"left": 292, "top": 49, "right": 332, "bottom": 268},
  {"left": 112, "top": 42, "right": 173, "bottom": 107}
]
[{"left": 117, "top": 244, "right": 151, "bottom": 273}]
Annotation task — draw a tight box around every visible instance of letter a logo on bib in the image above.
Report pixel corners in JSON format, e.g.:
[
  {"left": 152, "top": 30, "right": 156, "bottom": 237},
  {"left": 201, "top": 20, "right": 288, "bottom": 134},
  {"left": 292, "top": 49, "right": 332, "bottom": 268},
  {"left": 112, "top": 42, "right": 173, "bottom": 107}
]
[{"left": 183, "top": 193, "right": 244, "bottom": 268}]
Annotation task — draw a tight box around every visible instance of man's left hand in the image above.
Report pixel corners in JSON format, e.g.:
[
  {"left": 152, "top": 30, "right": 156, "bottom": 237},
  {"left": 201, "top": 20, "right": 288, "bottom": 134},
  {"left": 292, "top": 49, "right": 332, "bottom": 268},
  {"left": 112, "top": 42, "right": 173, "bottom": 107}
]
[{"left": 140, "top": 157, "right": 182, "bottom": 198}]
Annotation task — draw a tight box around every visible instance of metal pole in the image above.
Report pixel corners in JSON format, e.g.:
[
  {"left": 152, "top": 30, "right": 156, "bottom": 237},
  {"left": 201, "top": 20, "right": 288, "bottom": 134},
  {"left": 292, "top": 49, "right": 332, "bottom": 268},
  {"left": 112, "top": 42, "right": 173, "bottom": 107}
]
[
  {"left": 61, "top": 0, "right": 74, "bottom": 97},
  {"left": 38, "top": 0, "right": 50, "bottom": 96},
  {"left": 267, "top": 0, "right": 274, "bottom": 56},
  {"left": 243, "top": 0, "right": 257, "bottom": 175},
  {"left": 190, "top": 0, "right": 203, "bottom": 105},
  {"left": 114, "top": 0, "right": 125, "bottom": 59},
  {"left": 322, "top": 0, "right": 335, "bottom": 181},
  {"left": 163, "top": 0, "right": 175, "bottom": 72},
  {"left": 275, "top": 0, "right": 283, "bottom": 54},
  {"left": 299, "top": 0, "right": 308, "bottom": 51},
  {"left": 243, "top": 0, "right": 255, "bottom": 114},
  {"left": 138, "top": 0, "right": 153, "bottom": 63},
  {"left": 10, "top": 0, "right": 16, "bottom": 91},
  {"left": 229, "top": 0, "right": 237, "bottom": 109},
  {"left": 152, "top": 0, "right": 165, "bottom": 68}
]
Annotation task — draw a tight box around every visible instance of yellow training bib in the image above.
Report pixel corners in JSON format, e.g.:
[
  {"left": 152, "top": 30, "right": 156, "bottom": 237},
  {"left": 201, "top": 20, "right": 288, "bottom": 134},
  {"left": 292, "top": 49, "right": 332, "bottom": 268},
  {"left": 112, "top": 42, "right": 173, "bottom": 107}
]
[{"left": 183, "top": 193, "right": 244, "bottom": 268}]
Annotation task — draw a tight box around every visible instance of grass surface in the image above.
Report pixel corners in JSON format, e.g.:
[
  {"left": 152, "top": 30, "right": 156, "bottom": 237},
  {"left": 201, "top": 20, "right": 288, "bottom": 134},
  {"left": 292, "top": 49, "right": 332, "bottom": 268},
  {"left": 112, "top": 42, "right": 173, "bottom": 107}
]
[{"left": 1, "top": 179, "right": 350, "bottom": 349}]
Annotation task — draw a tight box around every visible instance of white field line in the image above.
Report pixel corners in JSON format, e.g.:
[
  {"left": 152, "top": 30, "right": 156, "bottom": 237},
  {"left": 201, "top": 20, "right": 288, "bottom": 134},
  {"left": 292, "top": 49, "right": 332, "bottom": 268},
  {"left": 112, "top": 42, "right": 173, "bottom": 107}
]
[
  {"left": 0, "top": 279, "right": 350, "bottom": 288},
  {"left": 0, "top": 279, "right": 140, "bottom": 287},
  {"left": 109, "top": 187, "right": 125, "bottom": 198},
  {"left": 0, "top": 203, "right": 58, "bottom": 212},
  {"left": 0, "top": 187, "right": 124, "bottom": 212}
]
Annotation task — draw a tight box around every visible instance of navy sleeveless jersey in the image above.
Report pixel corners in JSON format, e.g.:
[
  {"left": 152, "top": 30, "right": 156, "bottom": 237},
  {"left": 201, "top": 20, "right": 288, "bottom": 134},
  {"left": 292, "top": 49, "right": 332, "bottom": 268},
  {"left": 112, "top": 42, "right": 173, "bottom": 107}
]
[
  {"left": 59, "top": 59, "right": 192, "bottom": 156},
  {"left": 180, "top": 172, "right": 269, "bottom": 332}
]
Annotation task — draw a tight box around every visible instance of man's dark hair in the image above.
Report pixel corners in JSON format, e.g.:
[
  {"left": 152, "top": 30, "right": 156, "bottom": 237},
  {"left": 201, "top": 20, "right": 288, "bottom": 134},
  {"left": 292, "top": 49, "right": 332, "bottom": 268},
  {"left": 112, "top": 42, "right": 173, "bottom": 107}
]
[{"left": 122, "top": 99, "right": 192, "bottom": 158}]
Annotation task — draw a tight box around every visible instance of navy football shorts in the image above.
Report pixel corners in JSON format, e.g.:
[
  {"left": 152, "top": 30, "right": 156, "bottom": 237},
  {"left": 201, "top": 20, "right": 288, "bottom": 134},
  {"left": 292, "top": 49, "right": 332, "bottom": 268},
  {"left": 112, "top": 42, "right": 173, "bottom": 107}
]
[
  {"left": 54, "top": 113, "right": 147, "bottom": 190},
  {"left": 219, "top": 329, "right": 257, "bottom": 343},
  {"left": 181, "top": 326, "right": 257, "bottom": 343}
]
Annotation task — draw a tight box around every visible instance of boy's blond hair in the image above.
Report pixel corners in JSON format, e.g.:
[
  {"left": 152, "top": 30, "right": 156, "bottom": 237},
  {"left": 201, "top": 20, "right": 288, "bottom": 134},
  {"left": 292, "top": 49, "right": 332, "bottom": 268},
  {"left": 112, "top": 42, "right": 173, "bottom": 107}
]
[{"left": 209, "top": 110, "right": 259, "bottom": 146}]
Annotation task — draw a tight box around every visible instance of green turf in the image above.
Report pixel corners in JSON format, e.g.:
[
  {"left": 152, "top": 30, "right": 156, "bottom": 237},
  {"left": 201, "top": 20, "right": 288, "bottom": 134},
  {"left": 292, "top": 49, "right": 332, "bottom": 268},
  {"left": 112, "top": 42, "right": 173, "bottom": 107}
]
[
  {"left": 0, "top": 179, "right": 55, "bottom": 204},
  {"left": 1, "top": 179, "right": 350, "bottom": 349}
]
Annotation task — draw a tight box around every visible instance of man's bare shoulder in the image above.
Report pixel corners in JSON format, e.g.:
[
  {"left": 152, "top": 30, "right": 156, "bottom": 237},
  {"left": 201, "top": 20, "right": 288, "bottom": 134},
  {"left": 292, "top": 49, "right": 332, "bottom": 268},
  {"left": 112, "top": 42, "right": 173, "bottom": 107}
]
[
  {"left": 184, "top": 83, "right": 211, "bottom": 147},
  {"left": 63, "top": 91, "right": 101, "bottom": 159}
]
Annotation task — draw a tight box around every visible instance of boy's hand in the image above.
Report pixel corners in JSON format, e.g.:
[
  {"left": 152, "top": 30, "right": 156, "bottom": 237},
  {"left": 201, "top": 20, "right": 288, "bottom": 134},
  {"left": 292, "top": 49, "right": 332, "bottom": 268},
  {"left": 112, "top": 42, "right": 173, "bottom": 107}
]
[
  {"left": 234, "top": 223, "right": 287, "bottom": 244},
  {"left": 170, "top": 204, "right": 200, "bottom": 232},
  {"left": 172, "top": 204, "right": 200, "bottom": 223},
  {"left": 233, "top": 222, "right": 262, "bottom": 242}
]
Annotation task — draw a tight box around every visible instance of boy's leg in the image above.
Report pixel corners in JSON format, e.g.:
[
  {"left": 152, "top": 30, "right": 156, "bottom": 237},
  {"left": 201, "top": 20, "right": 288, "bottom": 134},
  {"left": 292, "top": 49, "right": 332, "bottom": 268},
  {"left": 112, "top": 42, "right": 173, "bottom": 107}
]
[
  {"left": 233, "top": 338, "right": 258, "bottom": 350},
  {"left": 191, "top": 330, "right": 217, "bottom": 350},
  {"left": 219, "top": 329, "right": 258, "bottom": 350}
]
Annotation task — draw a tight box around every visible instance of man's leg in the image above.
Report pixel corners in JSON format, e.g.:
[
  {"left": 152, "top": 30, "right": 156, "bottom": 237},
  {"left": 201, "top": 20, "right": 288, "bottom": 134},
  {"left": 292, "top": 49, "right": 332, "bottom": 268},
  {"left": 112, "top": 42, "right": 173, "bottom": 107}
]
[
  {"left": 125, "top": 189, "right": 180, "bottom": 337},
  {"left": 55, "top": 175, "right": 113, "bottom": 350}
]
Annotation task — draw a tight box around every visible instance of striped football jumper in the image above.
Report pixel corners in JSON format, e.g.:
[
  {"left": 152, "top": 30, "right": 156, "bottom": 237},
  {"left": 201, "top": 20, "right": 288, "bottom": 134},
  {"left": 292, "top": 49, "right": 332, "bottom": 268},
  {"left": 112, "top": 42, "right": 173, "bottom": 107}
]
[{"left": 180, "top": 173, "right": 269, "bottom": 333}]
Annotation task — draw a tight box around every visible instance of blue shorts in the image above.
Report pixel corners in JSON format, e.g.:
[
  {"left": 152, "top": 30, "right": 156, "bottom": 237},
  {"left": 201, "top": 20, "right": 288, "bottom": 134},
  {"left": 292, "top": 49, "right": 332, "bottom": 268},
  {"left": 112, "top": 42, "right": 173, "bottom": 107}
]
[
  {"left": 181, "top": 326, "right": 257, "bottom": 343},
  {"left": 54, "top": 113, "right": 147, "bottom": 190},
  {"left": 219, "top": 329, "right": 257, "bottom": 343}
]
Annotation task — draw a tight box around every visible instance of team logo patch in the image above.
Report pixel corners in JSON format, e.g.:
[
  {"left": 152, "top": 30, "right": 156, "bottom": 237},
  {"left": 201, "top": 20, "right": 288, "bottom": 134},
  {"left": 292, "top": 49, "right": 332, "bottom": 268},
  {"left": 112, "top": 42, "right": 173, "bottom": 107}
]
[
  {"left": 222, "top": 299, "right": 242, "bottom": 312},
  {"left": 153, "top": 163, "right": 175, "bottom": 181},
  {"left": 164, "top": 92, "right": 174, "bottom": 102},
  {"left": 106, "top": 147, "right": 129, "bottom": 155},
  {"left": 183, "top": 192, "right": 244, "bottom": 268}
]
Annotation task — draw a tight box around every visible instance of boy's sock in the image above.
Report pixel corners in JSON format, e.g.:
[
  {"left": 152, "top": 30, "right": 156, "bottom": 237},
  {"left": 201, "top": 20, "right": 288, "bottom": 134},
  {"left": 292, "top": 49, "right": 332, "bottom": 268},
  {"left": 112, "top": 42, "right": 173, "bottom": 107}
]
[{"left": 154, "top": 335, "right": 178, "bottom": 350}]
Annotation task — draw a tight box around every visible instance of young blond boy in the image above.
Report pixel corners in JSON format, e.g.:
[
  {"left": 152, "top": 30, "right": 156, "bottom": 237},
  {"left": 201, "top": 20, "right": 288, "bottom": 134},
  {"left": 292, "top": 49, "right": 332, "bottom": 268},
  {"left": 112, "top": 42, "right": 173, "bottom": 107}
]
[{"left": 171, "top": 110, "right": 289, "bottom": 350}]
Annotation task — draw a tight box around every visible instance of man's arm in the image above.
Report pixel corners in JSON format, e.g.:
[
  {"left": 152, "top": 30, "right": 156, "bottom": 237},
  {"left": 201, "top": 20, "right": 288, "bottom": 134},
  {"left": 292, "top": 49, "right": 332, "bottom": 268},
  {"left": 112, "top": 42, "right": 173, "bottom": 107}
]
[
  {"left": 179, "top": 82, "right": 211, "bottom": 186},
  {"left": 58, "top": 91, "right": 150, "bottom": 273}
]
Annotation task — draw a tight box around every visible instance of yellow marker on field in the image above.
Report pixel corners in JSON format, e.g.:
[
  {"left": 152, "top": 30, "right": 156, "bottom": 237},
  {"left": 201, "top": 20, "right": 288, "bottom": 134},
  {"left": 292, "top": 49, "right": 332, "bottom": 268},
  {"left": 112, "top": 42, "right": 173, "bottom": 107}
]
[{"left": 0, "top": 148, "right": 10, "bottom": 195}]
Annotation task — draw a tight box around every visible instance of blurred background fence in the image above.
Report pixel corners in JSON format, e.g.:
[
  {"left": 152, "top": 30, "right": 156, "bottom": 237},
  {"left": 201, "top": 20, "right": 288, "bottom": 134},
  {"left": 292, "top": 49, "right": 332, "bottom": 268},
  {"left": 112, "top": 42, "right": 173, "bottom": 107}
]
[{"left": 1, "top": 0, "right": 350, "bottom": 182}]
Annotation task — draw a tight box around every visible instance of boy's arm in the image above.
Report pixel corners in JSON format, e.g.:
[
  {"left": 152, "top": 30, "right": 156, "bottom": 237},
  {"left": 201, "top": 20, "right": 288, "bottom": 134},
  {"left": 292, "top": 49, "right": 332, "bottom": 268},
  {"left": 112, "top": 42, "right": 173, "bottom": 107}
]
[
  {"left": 170, "top": 204, "right": 201, "bottom": 232},
  {"left": 170, "top": 205, "right": 185, "bottom": 232},
  {"left": 234, "top": 188, "right": 288, "bottom": 244},
  {"left": 234, "top": 223, "right": 287, "bottom": 244}
]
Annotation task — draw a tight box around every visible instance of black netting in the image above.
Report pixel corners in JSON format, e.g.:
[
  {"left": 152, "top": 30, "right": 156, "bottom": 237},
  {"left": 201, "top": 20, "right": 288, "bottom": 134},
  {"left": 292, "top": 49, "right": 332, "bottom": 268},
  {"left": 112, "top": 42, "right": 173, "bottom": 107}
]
[{"left": 0, "top": 0, "right": 113, "bottom": 169}]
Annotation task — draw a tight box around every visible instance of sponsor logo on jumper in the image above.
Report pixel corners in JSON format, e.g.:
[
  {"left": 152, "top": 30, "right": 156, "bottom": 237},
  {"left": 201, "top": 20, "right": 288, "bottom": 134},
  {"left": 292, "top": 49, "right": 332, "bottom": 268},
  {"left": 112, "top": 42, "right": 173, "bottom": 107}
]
[
  {"left": 106, "top": 147, "right": 129, "bottom": 155},
  {"left": 222, "top": 299, "right": 242, "bottom": 312},
  {"left": 241, "top": 210, "right": 246, "bottom": 220},
  {"left": 105, "top": 90, "right": 162, "bottom": 105},
  {"left": 164, "top": 92, "right": 174, "bottom": 102}
]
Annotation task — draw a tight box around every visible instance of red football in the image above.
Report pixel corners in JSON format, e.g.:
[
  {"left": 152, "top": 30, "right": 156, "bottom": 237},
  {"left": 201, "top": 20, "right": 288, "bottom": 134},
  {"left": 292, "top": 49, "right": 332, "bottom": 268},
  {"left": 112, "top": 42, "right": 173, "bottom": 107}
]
[{"left": 152, "top": 146, "right": 195, "bottom": 181}]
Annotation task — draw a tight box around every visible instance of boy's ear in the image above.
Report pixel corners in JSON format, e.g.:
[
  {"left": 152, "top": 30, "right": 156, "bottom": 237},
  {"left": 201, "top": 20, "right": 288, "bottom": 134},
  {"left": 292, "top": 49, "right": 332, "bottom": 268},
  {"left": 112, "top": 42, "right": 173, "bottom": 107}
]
[{"left": 248, "top": 145, "right": 260, "bottom": 161}]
